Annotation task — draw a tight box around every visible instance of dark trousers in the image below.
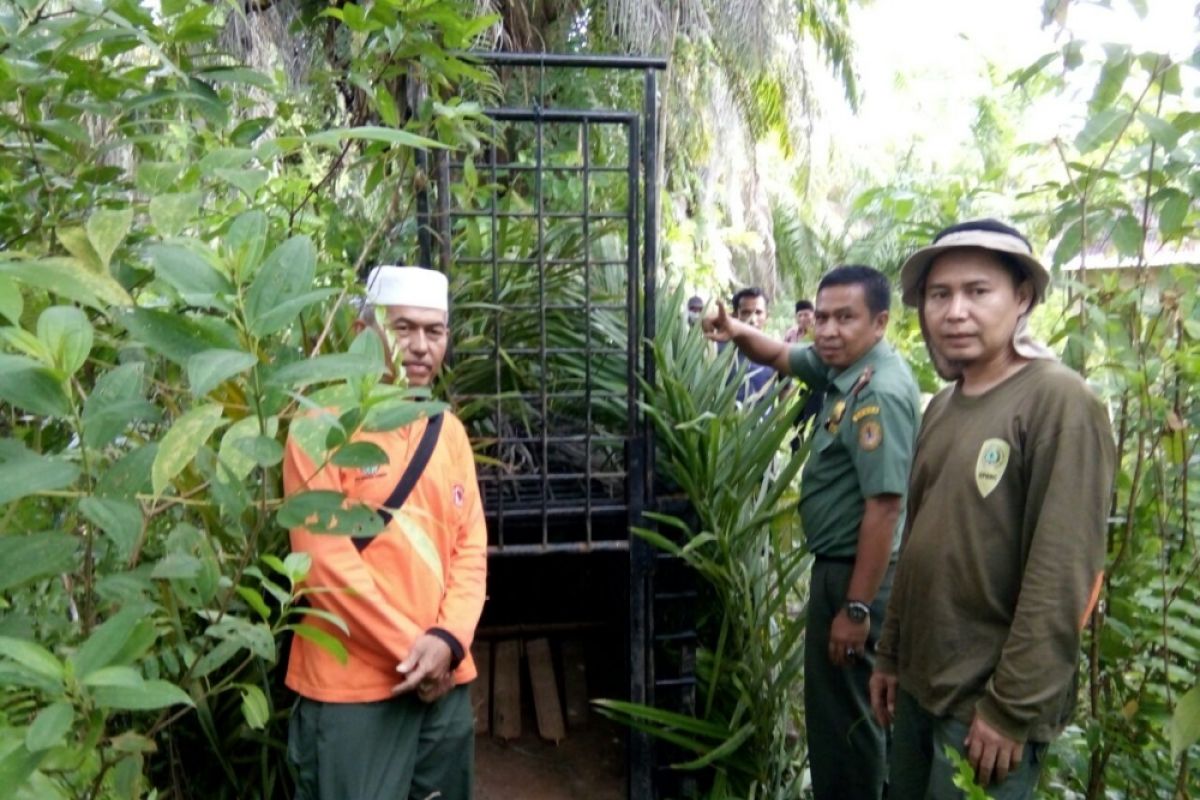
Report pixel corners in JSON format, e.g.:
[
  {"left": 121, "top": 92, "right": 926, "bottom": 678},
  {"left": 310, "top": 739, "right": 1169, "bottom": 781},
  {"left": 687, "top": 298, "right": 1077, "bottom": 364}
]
[
  {"left": 804, "top": 558, "right": 894, "bottom": 800},
  {"left": 288, "top": 686, "right": 474, "bottom": 800},
  {"left": 890, "top": 689, "right": 1046, "bottom": 799}
]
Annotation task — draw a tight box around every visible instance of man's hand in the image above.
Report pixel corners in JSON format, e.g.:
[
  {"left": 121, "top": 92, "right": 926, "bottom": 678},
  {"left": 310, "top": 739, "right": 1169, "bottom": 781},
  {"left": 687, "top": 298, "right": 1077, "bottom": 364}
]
[
  {"left": 392, "top": 634, "right": 453, "bottom": 696},
  {"left": 828, "top": 609, "right": 869, "bottom": 667},
  {"left": 965, "top": 714, "right": 1024, "bottom": 787},
  {"left": 701, "top": 302, "right": 740, "bottom": 343},
  {"left": 416, "top": 670, "right": 457, "bottom": 704},
  {"left": 869, "top": 670, "right": 898, "bottom": 727}
]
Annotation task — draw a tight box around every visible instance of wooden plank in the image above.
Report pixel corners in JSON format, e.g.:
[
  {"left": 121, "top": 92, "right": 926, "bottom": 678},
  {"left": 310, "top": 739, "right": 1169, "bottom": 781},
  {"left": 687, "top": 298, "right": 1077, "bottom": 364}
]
[
  {"left": 470, "top": 641, "right": 491, "bottom": 735},
  {"left": 526, "top": 637, "right": 566, "bottom": 743},
  {"left": 562, "top": 637, "right": 589, "bottom": 727},
  {"left": 492, "top": 639, "right": 521, "bottom": 740}
]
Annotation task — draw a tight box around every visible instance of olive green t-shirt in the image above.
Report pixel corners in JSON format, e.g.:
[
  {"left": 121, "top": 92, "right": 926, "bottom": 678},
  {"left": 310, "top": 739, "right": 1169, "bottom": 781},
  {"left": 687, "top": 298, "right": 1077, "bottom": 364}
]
[
  {"left": 788, "top": 340, "right": 921, "bottom": 558},
  {"left": 876, "top": 359, "right": 1115, "bottom": 743}
]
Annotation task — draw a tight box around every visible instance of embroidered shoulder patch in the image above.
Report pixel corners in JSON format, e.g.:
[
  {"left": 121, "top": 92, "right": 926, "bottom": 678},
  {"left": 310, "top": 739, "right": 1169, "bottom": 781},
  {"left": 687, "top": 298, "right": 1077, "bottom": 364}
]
[
  {"left": 858, "top": 419, "right": 883, "bottom": 451},
  {"left": 852, "top": 404, "right": 880, "bottom": 423},
  {"left": 974, "top": 438, "right": 1011, "bottom": 498}
]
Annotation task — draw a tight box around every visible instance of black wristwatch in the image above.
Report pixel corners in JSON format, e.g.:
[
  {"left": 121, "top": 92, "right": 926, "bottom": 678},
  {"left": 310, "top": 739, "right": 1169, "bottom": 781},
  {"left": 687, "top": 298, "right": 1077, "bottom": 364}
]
[{"left": 845, "top": 600, "right": 871, "bottom": 624}]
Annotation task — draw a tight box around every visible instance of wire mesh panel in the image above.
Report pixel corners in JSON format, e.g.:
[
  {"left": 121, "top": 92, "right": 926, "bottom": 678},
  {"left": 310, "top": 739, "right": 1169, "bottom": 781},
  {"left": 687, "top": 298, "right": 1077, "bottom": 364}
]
[{"left": 446, "top": 108, "right": 642, "bottom": 555}]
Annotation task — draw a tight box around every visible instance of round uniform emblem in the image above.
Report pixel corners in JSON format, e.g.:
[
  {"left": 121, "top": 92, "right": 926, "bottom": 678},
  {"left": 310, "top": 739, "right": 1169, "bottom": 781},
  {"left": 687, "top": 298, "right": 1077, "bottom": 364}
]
[{"left": 858, "top": 419, "right": 882, "bottom": 451}]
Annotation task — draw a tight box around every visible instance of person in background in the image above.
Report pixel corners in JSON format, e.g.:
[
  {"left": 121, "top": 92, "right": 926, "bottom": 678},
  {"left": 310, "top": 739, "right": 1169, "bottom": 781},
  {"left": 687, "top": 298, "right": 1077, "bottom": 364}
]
[
  {"left": 726, "top": 286, "right": 779, "bottom": 406},
  {"left": 705, "top": 266, "right": 921, "bottom": 799},
  {"left": 871, "top": 219, "right": 1115, "bottom": 799},
  {"left": 686, "top": 295, "right": 705, "bottom": 326},
  {"left": 784, "top": 298, "right": 815, "bottom": 344},
  {"left": 284, "top": 266, "right": 487, "bottom": 800}
]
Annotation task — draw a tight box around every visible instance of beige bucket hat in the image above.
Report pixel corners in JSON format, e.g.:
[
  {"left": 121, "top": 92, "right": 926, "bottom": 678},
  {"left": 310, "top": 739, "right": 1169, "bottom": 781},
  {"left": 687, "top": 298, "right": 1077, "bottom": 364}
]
[
  {"left": 898, "top": 219, "right": 1050, "bottom": 308},
  {"left": 900, "top": 219, "right": 1057, "bottom": 379}
]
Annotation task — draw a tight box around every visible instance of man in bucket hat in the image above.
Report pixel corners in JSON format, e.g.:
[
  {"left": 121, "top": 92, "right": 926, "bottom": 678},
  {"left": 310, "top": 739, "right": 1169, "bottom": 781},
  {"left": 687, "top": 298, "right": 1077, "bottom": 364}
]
[
  {"left": 870, "top": 220, "right": 1115, "bottom": 798},
  {"left": 283, "top": 266, "right": 486, "bottom": 800}
]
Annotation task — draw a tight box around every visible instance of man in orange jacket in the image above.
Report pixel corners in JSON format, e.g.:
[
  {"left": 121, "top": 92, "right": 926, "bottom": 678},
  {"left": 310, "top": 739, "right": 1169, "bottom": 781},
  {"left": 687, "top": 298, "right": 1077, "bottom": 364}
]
[{"left": 284, "top": 266, "right": 487, "bottom": 800}]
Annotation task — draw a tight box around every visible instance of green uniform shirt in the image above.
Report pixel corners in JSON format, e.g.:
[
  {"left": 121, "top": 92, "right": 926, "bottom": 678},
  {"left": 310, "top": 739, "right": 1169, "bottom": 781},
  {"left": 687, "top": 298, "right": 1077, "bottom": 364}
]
[{"left": 788, "top": 340, "right": 921, "bottom": 558}]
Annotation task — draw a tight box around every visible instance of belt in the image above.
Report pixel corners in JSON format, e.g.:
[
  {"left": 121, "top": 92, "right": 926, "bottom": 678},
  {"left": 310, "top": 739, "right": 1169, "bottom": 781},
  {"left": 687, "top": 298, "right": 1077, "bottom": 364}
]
[{"left": 813, "top": 554, "right": 856, "bottom": 565}]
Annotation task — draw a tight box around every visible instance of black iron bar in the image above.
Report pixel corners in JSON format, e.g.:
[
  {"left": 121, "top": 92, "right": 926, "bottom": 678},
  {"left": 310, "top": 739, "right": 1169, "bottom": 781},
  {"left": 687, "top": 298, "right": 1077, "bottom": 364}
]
[
  {"left": 489, "top": 129, "right": 505, "bottom": 550},
  {"left": 453, "top": 257, "right": 628, "bottom": 267},
  {"left": 582, "top": 120, "right": 595, "bottom": 545},
  {"left": 458, "top": 51, "right": 668, "bottom": 71},
  {"left": 536, "top": 109, "right": 549, "bottom": 548},
  {"left": 484, "top": 108, "right": 638, "bottom": 125},
  {"left": 486, "top": 541, "right": 631, "bottom": 556},
  {"left": 446, "top": 210, "right": 628, "bottom": 221},
  {"left": 448, "top": 162, "right": 630, "bottom": 175}
]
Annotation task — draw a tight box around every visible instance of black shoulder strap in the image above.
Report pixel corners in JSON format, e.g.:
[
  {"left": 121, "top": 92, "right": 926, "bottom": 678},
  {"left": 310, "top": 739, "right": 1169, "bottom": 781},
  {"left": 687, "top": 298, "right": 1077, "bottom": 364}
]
[{"left": 353, "top": 413, "right": 444, "bottom": 552}]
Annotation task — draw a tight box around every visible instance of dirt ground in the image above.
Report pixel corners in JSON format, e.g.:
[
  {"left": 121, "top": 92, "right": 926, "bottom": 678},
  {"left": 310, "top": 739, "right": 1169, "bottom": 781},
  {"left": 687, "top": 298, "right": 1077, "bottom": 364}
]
[{"left": 474, "top": 716, "right": 627, "bottom": 800}]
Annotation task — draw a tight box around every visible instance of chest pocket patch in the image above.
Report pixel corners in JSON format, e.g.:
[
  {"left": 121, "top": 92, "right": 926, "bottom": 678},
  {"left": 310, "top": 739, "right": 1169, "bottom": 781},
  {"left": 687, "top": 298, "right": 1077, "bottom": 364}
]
[{"left": 975, "top": 438, "right": 1011, "bottom": 498}]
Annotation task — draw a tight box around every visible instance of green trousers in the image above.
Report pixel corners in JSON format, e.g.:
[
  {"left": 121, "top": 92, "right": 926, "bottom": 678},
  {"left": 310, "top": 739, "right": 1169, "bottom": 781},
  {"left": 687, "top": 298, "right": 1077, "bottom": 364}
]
[
  {"left": 287, "top": 686, "right": 474, "bottom": 800},
  {"left": 804, "top": 558, "right": 894, "bottom": 800},
  {"left": 890, "top": 689, "right": 1046, "bottom": 799}
]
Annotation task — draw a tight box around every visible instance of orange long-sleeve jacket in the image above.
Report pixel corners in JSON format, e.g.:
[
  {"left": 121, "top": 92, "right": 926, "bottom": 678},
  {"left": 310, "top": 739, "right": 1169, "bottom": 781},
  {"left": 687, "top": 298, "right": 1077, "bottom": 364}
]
[{"left": 283, "top": 411, "right": 488, "bottom": 703}]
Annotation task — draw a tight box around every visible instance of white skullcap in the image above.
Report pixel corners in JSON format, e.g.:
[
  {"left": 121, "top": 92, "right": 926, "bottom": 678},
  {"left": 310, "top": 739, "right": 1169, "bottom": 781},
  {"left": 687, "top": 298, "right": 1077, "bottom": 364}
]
[{"left": 364, "top": 266, "right": 448, "bottom": 312}]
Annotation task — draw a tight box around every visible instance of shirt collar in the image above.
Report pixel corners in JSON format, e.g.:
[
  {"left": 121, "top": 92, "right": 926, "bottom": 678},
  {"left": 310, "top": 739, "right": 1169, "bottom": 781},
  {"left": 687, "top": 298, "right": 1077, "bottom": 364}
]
[{"left": 829, "top": 339, "right": 890, "bottom": 394}]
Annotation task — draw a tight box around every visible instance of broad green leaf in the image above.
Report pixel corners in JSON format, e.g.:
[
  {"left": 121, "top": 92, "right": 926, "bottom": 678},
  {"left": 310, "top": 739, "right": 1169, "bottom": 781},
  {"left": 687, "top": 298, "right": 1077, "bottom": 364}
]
[
  {"left": 57, "top": 227, "right": 102, "bottom": 272},
  {"left": 116, "top": 308, "right": 230, "bottom": 364},
  {"left": 1170, "top": 684, "right": 1200, "bottom": 759},
  {"left": 151, "top": 404, "right": 226, "bottom": 496},
  {"left": 150, "top": 553, "right": 202, "bottom": 579},
  {"left": 1159, "top": 191, "right": 1190, "bottom": 238},
  {"left": 235, "top": 586, "right": 271, "bottom": 622},
  {"left": 147, "top": 193, "right": 201, "bottom": 237},
  {"left": 0, "top": 326, "right": 51, "bottom": 364},
  {"left": 1089, "top": 45, "right": 1131, "bottom": 112},
  {"left": 244, "top": 236, "right": 317, "bottom": 336},
  {"left": 363, "top": 400, "right": 447, "bottom": 432},
  {"left": 0, "top": 444, "right": 79, "bottom": 504},
  {"left": 1111, "top": 214, "right": 1144, "bottom": 258},
  {"left": 0, "top": 738, "right": 42, "bottom": 797},
  {"left": 0, "top": 354, "right": 71, "bottom": 417},
  {"left": 217, "top": 415, "right": 279, "bottom": 481},
  {"left": 36, "top": 306, "right": 93, "bottom": 377},
  {"left": 0, "top": 276, "right": 22, "bottom": 324},
  {"left": 79, "top": 497, "right": 142, "bottom": 562},
  {"left": 86, "top": 208, "right": 134, "bottom": 269},
  {"left": 266, "top": 353, "right": 381, "bottom": 388},
  {"left": 239, "top": 684, "right": 269, "bottom": 730},
  {"left": 331, "top": 441, "right": 389, "bottom": 468},
  {"left": 144, "top": 244, "right": 233, "bottom": 308},
  {"left": 197, "top": 147, "right": 253, "bottom": 175},
  {"left": 1074, "top": 108, "right": 1127, "bottom": 154},
  {"left": 0, "top": 636, "right": 64, "bottom": 683},
  {"left": 1139, "top": 112, "right": 1181, "bottom": 151},
  {"left": 307, "top": 125, "right": 444, "bottom": 150},
  {"left": 214, "top": 168, "right": 268, "bottom": 197},
  {"left": 95, "top": 444, "right": 157, "bottom": 499},
  {"left": 187, "top": 348, "right": 258, "bottom": 396},
  {"left": 222, "top": 210, "right": 267, "bottom": 281},
  {"left": 80, "top": 666, "right": 145, "bottom": 688},
  {"left": 25, "top": 702, "right": 73, "bottom": 752},
  {"left": 82, "top": 363, "right": 158, "bottom": 449},
  {"left": 70, "top": 606, "right": 146, "bottom": 678},
  {"left": 191, "top": 639, "right": 241, "bottom": 679},
  {"left": 0, "top": 258, "right": 132, "bottom": 311},
  {"left": 135, "top": 162, "right": 184, "bottom": 194},
  {"left": 235, "top": 435, "right": 284, "bottom": 467},
  {"left": 206, "top": 617, "right": 275, "bottom": 662},
  {"left": 1052, "top": 219, "right": 1083, "bottom": 268},
  {"left": 289, "top": 623, "right": 348, "bottom": 664},
  {"left": 277, "top": 490, "right": 384, "bottom": 537},
  {"left": 0, "top": 533, "right": 76, "bottom": 593},
  {"left": 203, "top": 66, "right": 273, "bottom": 88},
  {"left": 91, "top": 680, "right": 194, "bottom": 710}
]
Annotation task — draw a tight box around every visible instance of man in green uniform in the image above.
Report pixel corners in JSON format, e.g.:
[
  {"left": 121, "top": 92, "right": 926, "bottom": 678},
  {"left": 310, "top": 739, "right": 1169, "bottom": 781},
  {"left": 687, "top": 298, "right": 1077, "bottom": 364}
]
[
  {"left": 705, "top": 265, "right": 921, "bottom": 800},
  {"left": 870, "top": 219, "right": 1115, "bottom": 799}
]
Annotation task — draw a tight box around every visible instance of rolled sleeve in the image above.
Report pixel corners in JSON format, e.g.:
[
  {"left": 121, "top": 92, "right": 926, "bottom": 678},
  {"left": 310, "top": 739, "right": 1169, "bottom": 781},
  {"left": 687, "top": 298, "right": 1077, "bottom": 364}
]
[{"left": 787, "top": 345, "right": 828, "bottom": 392}]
